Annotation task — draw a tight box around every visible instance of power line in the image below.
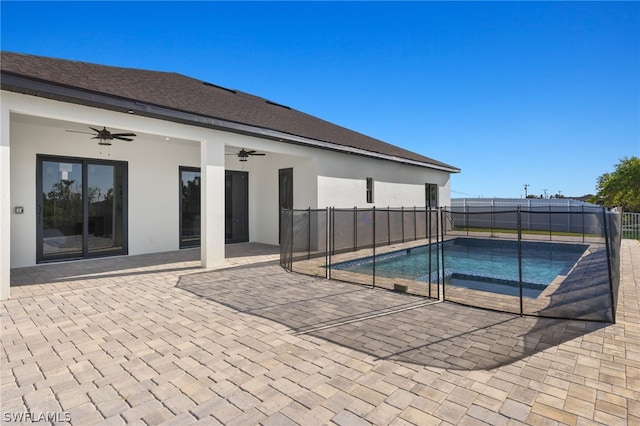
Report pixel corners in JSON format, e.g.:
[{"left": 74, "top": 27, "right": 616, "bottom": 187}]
[{"left": 451, "top": 190, "right": 478, "bottom": 197}]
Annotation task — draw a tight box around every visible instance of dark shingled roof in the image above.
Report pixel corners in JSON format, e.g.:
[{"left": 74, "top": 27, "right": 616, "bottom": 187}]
[{"left": 1, "top": 51, "right": 459, "bottom": 172}]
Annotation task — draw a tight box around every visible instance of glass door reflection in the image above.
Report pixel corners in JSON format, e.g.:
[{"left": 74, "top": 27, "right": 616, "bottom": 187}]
[
  {"left": 88, "top": 164, "right": 124, "bottom": 254},
  {"left": 180, "top": 168, "right": 201, "bottom": 247},
  {"left": 41, "top": 160, "right": 84, "bottom": 258}
]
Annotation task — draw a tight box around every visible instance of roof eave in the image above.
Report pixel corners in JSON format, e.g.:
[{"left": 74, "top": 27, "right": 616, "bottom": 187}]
[{"left": 1, "top": 73, "right": 461, "bottom": 174}]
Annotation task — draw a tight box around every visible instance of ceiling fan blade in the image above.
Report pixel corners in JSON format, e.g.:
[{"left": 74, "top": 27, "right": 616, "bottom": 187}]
[
  {"left": 65, "top": 130, "right": 95, "bottom": 135},
  {"left": 89, "top": 127, "right": 102, "bottom": 133},
  {"left": 250, "top": 153, "right": 266, "bottom": 156},
  {"left": 112, "top": 133, "right": 136, "bottom": 137},
  {"left": 113, "top": 136, "right": 134, "bottom": 142},
  {"left": 244, "top": 150, "right": 256, "bottom": 154}
]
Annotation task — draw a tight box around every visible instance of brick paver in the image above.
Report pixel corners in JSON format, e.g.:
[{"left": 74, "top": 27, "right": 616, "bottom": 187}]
[{"left": 2, "top": 240, "right": 639, "bottom": 425}]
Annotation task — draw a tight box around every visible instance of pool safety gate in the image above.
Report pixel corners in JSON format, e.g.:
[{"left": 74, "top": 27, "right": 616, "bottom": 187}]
[{"left": 280, "top": 206, "right": 622, "bottom": 323}]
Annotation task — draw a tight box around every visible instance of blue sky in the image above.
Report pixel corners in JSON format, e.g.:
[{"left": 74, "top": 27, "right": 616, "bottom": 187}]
[{"left": 2, "top": 1, "right": 638, "bottom": 198}]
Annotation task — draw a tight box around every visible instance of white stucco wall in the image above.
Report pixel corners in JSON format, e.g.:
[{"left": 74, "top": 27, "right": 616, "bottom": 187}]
[
  {"left": 218, "top": 132, "right": 319, "bottom": 245},
  {"left": 225, "top": 141, "right": 452, "bottom": 245},
  {"left": 3, "top": 90, "right": 455, "bottom": 270},
  {"left": 316, "top": 150, "right": 451, "bottom": 209}
]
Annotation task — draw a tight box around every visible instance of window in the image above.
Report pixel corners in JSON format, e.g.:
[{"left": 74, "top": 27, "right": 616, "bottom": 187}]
[
  {"left": 426, "top": 183, "right": 438, "bottom": 208},
  {"left": 366, "top": 177, "right": 374, "bottom": 203}
]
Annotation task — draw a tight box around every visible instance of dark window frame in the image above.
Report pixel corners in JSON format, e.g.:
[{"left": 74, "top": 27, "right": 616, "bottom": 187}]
[
  {"left": 366, "top": 177, "right": 374, "bottom": 204},
  {"left": 278, "top": 168, "right": 294, "bottom": 244},
  {"left": 426, "top": 183, "right": 438, "bottom": 208},
  {"left": 225, "top": 170, "right": 249, "bottom": 244},
  {"left": 179, "top": 166, "right": 201, "bottom": 248}
]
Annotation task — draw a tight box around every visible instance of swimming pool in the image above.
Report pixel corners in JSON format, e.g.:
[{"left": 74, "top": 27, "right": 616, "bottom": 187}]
[{"left": 331, "top": 238, "right": 588, "bottom": 298}]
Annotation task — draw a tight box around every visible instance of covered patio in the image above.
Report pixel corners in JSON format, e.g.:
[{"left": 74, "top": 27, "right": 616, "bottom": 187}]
[{"left": 9, "top": 243, "right": 281, "bottom": 298}]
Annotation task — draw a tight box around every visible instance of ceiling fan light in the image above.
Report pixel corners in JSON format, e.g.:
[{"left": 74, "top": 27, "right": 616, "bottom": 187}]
[{"left": 239, "top": 156, "right": 248, "bottom": 162}]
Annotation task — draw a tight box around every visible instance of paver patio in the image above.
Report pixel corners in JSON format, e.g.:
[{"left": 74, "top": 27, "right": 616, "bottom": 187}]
[{"left": 1, "top": 241, "right": 639, "bottom": 425}]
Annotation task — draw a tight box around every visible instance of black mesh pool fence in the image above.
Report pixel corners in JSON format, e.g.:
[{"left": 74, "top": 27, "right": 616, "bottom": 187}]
[{"left": 280, "top": 206, "right": 622, "bottom": 323}]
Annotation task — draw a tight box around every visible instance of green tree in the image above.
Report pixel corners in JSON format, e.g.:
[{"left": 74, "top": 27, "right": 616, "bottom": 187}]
[{"left": 591, "top": 156, "right": 640, "bottom": 212}]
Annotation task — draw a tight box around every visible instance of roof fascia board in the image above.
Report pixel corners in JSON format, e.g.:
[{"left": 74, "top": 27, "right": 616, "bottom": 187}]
[{"left": 1, "top": 73, "right": 460, "bottom": 173}]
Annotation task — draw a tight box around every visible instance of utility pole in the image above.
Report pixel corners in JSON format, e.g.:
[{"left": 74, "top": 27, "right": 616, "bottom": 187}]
[{"left": 523, "top": 184, "right": 529, "bottom": 198}]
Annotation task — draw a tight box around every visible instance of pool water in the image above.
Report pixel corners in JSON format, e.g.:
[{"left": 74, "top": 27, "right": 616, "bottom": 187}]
[{"left": 331, "top": 238, "right": 588, "bottom": 298}]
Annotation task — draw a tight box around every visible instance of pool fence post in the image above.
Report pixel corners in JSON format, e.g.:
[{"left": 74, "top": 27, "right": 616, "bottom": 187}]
[
  {"left": 372, "top": 206, "right": 376, "bottom": 289},
  {"left": 518, "top": 206, "right": 524, "bottom": 316},
  {"left": 334, "top": 207, "right": 338, "bottom": 255},
  {"left": 582, "top": 205, "right": 585, "bottom": 243},
  {"left": 436, "top": 208, "right": 441, "bottom": 300},
  {"left": 414, "top": 206, "right": 417, "bottom": 241},
  {"left": 387, "top": 206, "right": 391, "bottom": 246},
  {"left": 307, "top": 207, "right": 311, "bottom": 260},
  {"left": 401, "top": 206, "right": 405, "bottom": 243},
  {"left": 325, "top": 207, "right": 330, "bottom": 279},
  {"left": 490, "top": 201, "right": 494, "bottom": 237},
  {"left": 440, "top": 208, "right": 446, "bottom": 302},
  {"left": 353, "top": 206, "right": 357, "bottom": 251},
  {"left": 566, "top": 200, "right": 571, "bottom": 237},
  {"left": 428, "top": 207, "right": 432, "bottom": 299},
  {"left": 328, "top": 207, "right": 333, "bottom": 279},
  {"left": 289, "top": 209, "right": 294, "bottom": 273},
  {"left": 465, "top": 203, "right": 469, "bottom": 236},
  {"left": 602, "top": 207, "right": 616, "bottom": 323},
  {"left": 549, "top": 204, "right": 552, "bottom": 241},
  {"left": 281, "top": 208, "right": 288, "bottom": 271}
]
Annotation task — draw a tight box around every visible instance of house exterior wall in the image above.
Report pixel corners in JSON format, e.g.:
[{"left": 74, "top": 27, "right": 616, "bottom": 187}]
[
  {"left": 207, "top": 131, "right": 320, "bottom": 246},
  {"left": 316, "top": 150, "right": 451, "bottom": 209},
  {"left": 9, "top": 116, "right": 202, "bottom": 267},
  {"left": 2, "top": 89, "right": 454, "bottom": 277},
  {"left": 3, "top": 92, "right": 222, "bottom": 271},
  {"left": 222, "top": 139, "right": 452, "bottom": 246}
]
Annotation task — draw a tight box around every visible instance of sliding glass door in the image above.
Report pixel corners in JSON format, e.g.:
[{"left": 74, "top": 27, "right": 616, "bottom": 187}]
[
  {"left": 37, "top": 156, "right": 127, "bottom": 262},
  {"left": 87, "top": 163, "right": 126, "bottom": 254},
  {"left": 39, "top": 159, "right": 84, "bottom": 259},
  {"left": 180, "top": 167, "right": 201, "bottom": 248},
  {"left": 179, "top": 167, "right": 250, "bottom": 246}
]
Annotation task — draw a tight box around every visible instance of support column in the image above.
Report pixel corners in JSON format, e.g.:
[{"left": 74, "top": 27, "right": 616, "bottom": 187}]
[
  {"left": 200, "top": 139, "right": 225, "bottom": 269},
  {"left": 1, "top": 103, "right": 10, "bottom": 299}
]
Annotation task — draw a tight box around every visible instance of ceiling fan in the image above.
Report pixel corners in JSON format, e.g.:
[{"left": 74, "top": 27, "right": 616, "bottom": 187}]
[
  {"left": 226, "top": 149, "right": 266, "bottom": 162},
  {"left": 66, "top": 126, "right": 136, "bottom": 145}
]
